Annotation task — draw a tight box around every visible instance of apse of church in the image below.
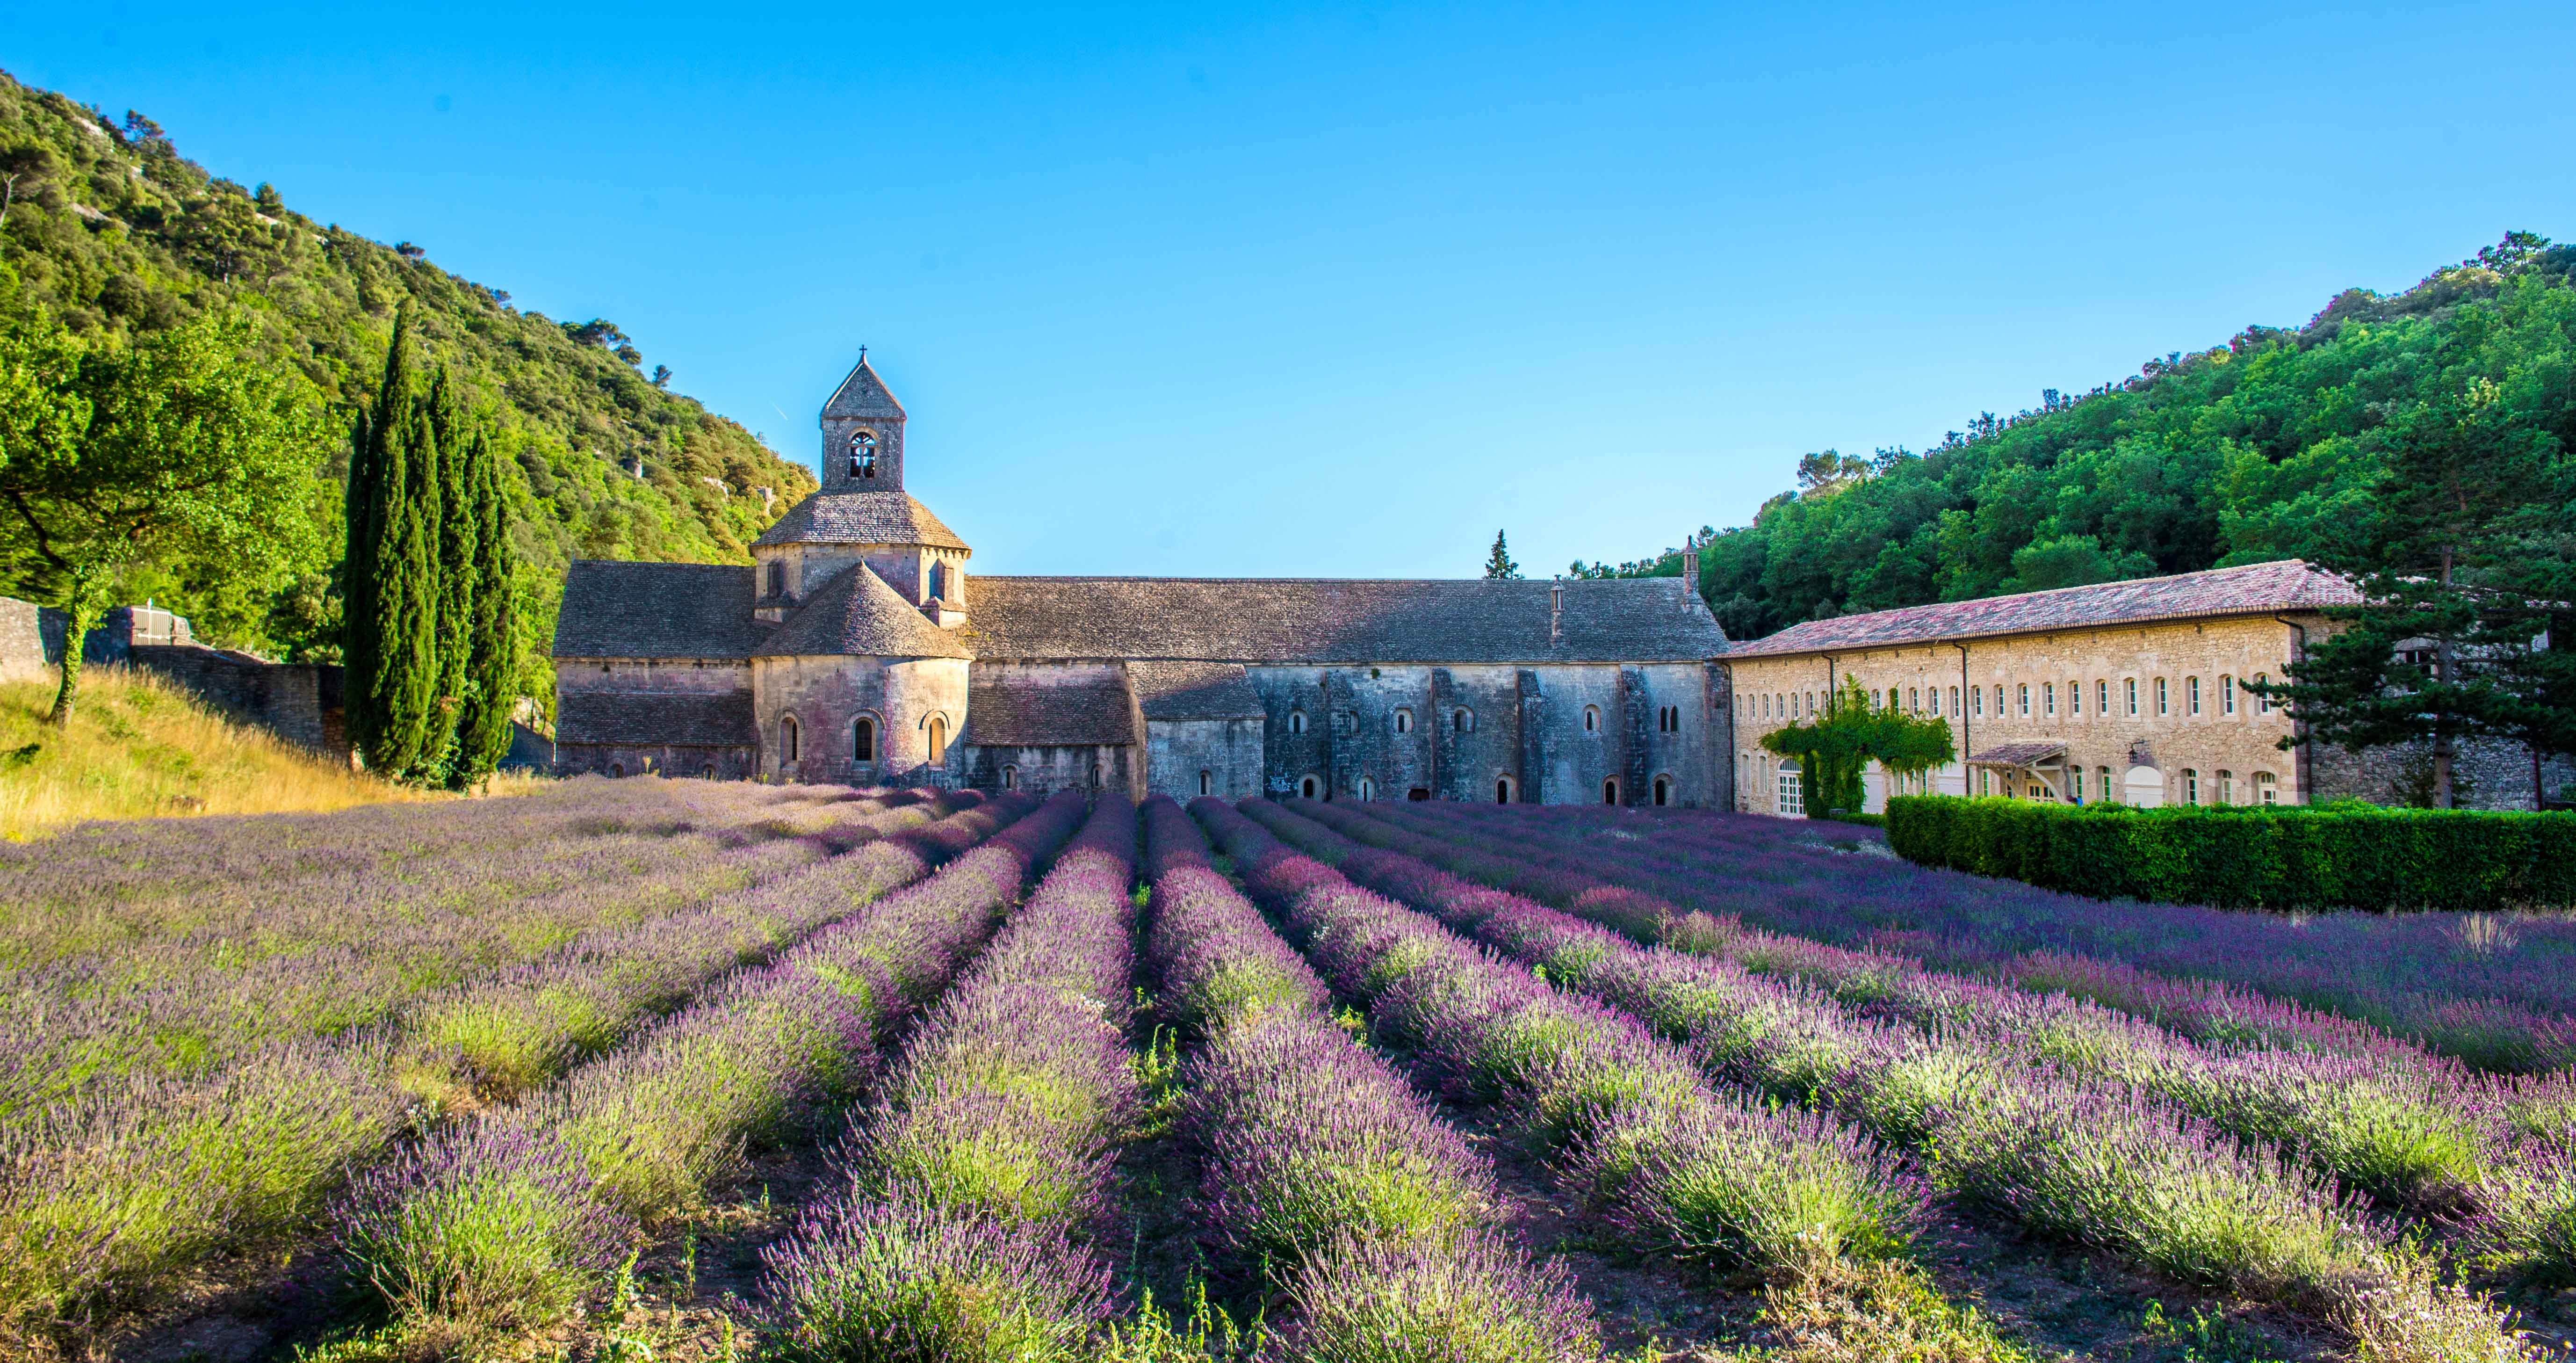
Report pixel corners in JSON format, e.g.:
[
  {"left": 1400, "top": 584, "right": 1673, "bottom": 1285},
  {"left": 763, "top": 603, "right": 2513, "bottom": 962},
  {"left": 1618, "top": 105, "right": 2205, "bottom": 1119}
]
[{"left": 553, "top": 354, "right": 1734, "bottom": 805}]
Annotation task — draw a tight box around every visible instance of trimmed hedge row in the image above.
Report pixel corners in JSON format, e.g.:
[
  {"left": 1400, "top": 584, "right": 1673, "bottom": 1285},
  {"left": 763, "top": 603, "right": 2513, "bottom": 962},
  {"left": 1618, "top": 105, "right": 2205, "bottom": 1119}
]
[{"left": 1884, "top": 795, "right": 2576, "bottom": 911}]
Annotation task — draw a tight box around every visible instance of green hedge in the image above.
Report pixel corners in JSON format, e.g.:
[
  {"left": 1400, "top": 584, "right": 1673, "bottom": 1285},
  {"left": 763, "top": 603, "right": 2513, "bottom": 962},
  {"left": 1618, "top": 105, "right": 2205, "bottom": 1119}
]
[{"left": 1883, "top": 796, "right": 2576, "bottom": 911}]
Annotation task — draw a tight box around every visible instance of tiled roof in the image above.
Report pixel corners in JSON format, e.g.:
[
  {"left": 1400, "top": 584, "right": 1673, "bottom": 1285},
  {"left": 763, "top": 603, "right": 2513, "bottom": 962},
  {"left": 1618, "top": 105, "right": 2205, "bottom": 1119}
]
[
  {"left": 553, "top": 561, "right": 772, "bottom": 660},
  {"left": 556, "top": 689, "right": 756, "bottom": 747},
  {"left": 966, "top": 674, "right": 1138, "bottom": 747},
  {"left": 756, "top": 564, "right": 973, "bottom": 660},
  {"left": 1725, "top": 560, "right": 2360, "bottom": 658},
  {"left": 1129, "top": 661, "right": 1265, "bottom": 720},
  {"left": 753, "top": 491, "right": 970, "bottom": 551},
  {"left": 1968, "top": 742, "right": 2067, "bottom": 767},
  {"left": 962, "top": 577, "right": 1726, "bottom": 664},
  {"left": 823, "top": 355, "right": 905, "bottom": 419}
]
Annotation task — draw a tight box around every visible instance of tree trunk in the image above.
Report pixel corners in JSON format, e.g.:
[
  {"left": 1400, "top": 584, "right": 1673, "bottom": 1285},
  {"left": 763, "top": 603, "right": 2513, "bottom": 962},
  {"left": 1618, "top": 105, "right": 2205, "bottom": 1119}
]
[{"left": 45, "top": 599, "right": 102, "bottom": 727}]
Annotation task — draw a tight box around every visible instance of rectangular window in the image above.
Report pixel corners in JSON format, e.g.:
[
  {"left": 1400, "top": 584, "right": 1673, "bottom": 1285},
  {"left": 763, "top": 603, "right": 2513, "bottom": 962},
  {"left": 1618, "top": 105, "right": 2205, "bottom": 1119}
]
[
  {"left": 2069, "top": 681, "right": 2080, "bottom": 716},
  {"left": 2222, "top": 674, "right": 2236, "bottom": 716},
  {"left": 2098, "top": 680, "right": 2109, "bottom": 715},
  {"left": 2189, "top": 675, "right": 2202, "bottom": 716},
  {"left": 2156, "top": 677, "right": 2168, "bottom": 716},
  {"left": 1972, "top": 686, "right": 1984, "bottom": 718},
  {"left": 1909, "top": 687, "right": 1919, "bottom": 712},
  {"left": 2071, "top": 768, "right": 2084, "bottom": 802},
  {"left": 2017, "top": 683, "right": 2029, "bottom": 717},
  {"left": 2183, "top": 768, "right": 2199, "bottom": 805},
  {"left": 2044, "top": 682, "right": 2056, "bottom": 717},
  {"left": 2257, "top": 673, "right": 2273, "bottom": 714},
  {"left": 2218, "top": 770, "right": 2234, "bottom": 805},
  {"left": 1778, "top": 769, "right": 1803, "bottom": 817},
  {"left": 1993, "top": 685, "right": 2004, "bottom": 717},
  {"left": 2257, "top": 771, "right": 2278, "bottom": 805},
  {"left": 2099, "top": 765, "right": 2115, "bottom": 803},
  {"left": 1946, "top": 686, "right": 1956, "bottom": 716},
  {"left": 1979, "top": 768, "right": 1991, "bottom": 796}
]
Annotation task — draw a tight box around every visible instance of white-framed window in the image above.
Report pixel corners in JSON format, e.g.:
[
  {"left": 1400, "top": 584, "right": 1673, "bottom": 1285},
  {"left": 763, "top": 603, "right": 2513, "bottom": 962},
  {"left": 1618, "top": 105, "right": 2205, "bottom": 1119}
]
[
  {"left": 2217, "top": 769, "right": 2235, "bottom": 805},
  {"left": 1584, "top": 705, "right": 1601, "bottom": 732},
  {"left": 2255, "top": 673, "right": 2273, "bottom": 715},
  {"left": 2256, "top": 770, "right": 2278, "bottom": 804},
  {"left": 2156, "top": 677, "right": 2169, "bottom": 717},
  {"left": 2044, "top": 682, "right": 2056, "bottom": 717},
  {"left": 2018, "top": 683, "right": 2030, "bottom": 717},
  {"left": 2221, "top": 674, "right": 2236, "bottom": 716},
  {"left": 2183, "top": 768, "right": 2199, "bottom": 805},
  {"left": 2066, "top": 680, "right": 2078, "bottom": 716},
  {"left": 1908, "top": 687, "right": 1919, "bottom": 712},
  {"left": 2188, "top": 675, "right": 2202, "bottom": 717},
  {"left": 2099, "top": 765, "right": 2114, "bottom": 803},
  {"left": 1777, "top": 766, "right": 1803, "bottom": 816},
  {"left": 2097, "top": 679, "right": 2108, "bottom": 715},
  {"left": 2126, "top": 678, "right": 2138, "bottom": 716},
  {"left": 1992, "top": 685, "right": 2004, "bottom": 717},
  {"left": 2071, "top": 768, "right": 2085, "bottom": 802},
  {"left": 1979, "top": 768, "right": 1992, "bottom": 796},
  {"left": 1289, "top": 709, "right": 1308, "bottom": 734},
  {"left": 1946, "top": 686, "right": 1958, "bottom": 715},
  {"left": 1972, "top": 687, "right": 1984, "bottom": 718}
]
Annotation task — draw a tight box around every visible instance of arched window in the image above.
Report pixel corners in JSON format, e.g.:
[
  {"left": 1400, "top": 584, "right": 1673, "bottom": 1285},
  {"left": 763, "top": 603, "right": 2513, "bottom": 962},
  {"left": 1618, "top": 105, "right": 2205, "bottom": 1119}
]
[
  {"left": 848, "top": 429, "right": 878, "bottom": 478},
  {"left": 1358, "top": 777, "right": 1376, "bottom": 801},
  {"left": 1908, "top": 687, "right": 1919, "bottom": 712},
  {"left": 2256, "top": 770, "right": 2278, "bottom": 804},
  {"left": 1289, "top": 710, "right": 1308, "bottom": 734},
  {"left": 700, "top": 764, "right": 715, "bottom": 779},
  {"left": 608, "top": 761, "right": 625, "bottom": 778},
  {"left": 1495, "top": 776, "right": 1513, "bottom": 804},
  {"left": 1300, "top": 775, "right": 1319, "bottom": 798},
  {"left": 1602, "top": 778, "right": 1619, "bottom": 805},
  {"left": 1002, "top": 764, "right": 1018, "bottom": 790},
  {"left": 853, "top": 716, "right": 877, "bottom": 763},
  {"left": 1584, "top": 705, "right": 1601, "bottom": 732},
  {"left": 1198, "top": 770, "right": 1212, "bottom": 796},
  {"left": 1653, "top": 775, "right": 1671, "bottom": 806},
  {"left": 927, "top": 561, "right": 945, "bottom": 601},
  {"left": 926, "top": 715, "right": 948, "bottom": 764},
  {"left": 1090, "top": 761, "right": 1104, "bottom": 789},
  {"left": 765, "top": 560, "right": 786, "bottom": 599},
  {"left": 1455, "top": 708, "right": 1475, "bottom": 733},
  {"left": 1393, "top": 709, "right": 1412, "bottom": 734},
  {"left": 779, "top": 715, "right": 800, "bottom": 764}
]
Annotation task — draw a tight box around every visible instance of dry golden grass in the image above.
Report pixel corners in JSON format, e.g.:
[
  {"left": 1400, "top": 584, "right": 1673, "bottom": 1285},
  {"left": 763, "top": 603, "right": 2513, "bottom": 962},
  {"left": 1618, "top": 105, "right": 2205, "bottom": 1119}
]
[{"left": 0, "top": 666, "right": 445, "bottom": 839}]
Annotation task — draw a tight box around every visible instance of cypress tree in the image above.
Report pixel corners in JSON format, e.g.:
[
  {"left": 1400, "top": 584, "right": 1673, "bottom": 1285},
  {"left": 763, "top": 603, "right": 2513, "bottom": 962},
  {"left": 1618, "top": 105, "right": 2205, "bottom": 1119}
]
[
  {"left": 343, "top": 303, "right": 413, "bottom": 769},
  {"left": 372, "top": 389, "right": 444, "bottom": 779},
  {"left": 450, "top": 425, "right": 520, "bottom": 789},
  {"left": 423, "top": 368, "right": 476, "bottom": 780}
]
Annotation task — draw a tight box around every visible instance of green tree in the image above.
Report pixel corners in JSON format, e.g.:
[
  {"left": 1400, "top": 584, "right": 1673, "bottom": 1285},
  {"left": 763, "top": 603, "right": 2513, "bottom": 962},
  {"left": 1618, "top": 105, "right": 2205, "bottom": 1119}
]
[
  {"left": 0, "top": 307, "right": 329, "bottom": 723},
  {"left": 344, "top": 312, "right": 445, "bottom": 776},
  {"left": 1483, "top": 530, "right": 1521, "bottom": 580},
  {"left": 1760, "top": 676, "right": 1956, "bottom": 814},
  {"left": 449, "top": 421, "right": 521, "bottom": 789},
  {"left": 426, "top": 368, "right": 477, "bottom": 778}
]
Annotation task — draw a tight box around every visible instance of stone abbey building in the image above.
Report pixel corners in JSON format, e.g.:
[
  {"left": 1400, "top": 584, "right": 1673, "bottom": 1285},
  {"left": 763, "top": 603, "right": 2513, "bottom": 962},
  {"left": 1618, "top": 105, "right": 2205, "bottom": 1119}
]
[{"left": 553, "top": 357, "right": 1732, "bottom": 805}]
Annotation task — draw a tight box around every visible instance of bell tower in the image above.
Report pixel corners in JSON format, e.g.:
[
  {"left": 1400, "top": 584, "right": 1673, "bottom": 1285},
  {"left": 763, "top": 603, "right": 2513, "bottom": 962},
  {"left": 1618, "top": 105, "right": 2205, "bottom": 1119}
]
[{"left": 819, "top": 350, "right": 907, "bottom": 493}]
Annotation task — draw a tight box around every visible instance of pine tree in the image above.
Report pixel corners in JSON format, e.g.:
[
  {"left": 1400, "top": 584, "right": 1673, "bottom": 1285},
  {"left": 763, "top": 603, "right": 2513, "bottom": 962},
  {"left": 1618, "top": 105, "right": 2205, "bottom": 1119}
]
[
  {"left": 1483, "top": 530, "right": 1521, "bottom": 580},
  {"left": 450, "top": 424, "right": 520, "bottom": 789}
]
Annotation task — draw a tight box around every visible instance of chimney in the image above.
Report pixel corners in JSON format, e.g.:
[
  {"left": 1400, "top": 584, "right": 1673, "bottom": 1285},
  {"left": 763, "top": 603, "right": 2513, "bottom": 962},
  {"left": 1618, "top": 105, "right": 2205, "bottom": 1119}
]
[
  {"left": 1681, "top": 534, "right": 1699, "bottom": 606},
  {"left": 1550, "top": 579, "right": 1565, "bottom": 644}
]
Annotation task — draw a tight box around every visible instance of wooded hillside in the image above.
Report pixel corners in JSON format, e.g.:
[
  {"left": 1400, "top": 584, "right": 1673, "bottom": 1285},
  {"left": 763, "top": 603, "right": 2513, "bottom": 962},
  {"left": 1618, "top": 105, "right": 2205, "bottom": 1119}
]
[
  {"left": 0, "top": 68, "right": 817, "bottom": 694},
  {"left": 1583, "top": 235, "right": 2576, "bottom": 643}
]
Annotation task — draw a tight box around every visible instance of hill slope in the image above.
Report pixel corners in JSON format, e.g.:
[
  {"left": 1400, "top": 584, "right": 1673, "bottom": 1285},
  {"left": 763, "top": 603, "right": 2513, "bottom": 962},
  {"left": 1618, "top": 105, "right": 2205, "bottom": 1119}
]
[
  {"left": 0, "top": 68, "right": 818, "bottom": 684},
  {"left": 1584, "top": 234, "right": 2576, "bottom": 641}
]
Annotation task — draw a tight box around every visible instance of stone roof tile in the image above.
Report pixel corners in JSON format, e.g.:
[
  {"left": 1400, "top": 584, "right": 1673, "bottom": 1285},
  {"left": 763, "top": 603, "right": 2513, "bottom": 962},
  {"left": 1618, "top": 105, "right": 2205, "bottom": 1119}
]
[
  {"left": 967, "top": 674, "right": 1138, "bottom": 746},
  {"left": 752, "top": 491, "right": 969, "bottom": 550},
  {"left": 1129, "top": 661, "right": 1265, "bottom": 720},
  {"left": 756, "top": 563, "right": 973, "bottom": 660},
  {"left": 553, "top": 561, "right": 771, "bottom": 660},
  {"left": 1726, "top": 560, "right": 2360, "bottom": 658},
  {"left": 962, "top": 576, "right": 1725, "bottom": 664}
]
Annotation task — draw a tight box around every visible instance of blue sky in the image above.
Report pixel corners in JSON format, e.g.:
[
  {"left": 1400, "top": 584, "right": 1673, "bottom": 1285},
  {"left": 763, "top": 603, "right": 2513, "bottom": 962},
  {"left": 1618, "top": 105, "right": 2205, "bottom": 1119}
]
[{"left": 7, "top": 2, "right": 2573, "bottom": 579}]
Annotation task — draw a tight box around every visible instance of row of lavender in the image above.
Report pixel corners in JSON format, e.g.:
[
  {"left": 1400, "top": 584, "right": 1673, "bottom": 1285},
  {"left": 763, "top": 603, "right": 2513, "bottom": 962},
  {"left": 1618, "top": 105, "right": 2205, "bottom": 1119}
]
[
  {"left": 1, "top": 781, "right": 904, "bottom": 1107},
  {"left": 1145, "top": 796, "right": 1600, "bottom": 1358},
  {"left": 1347, "top": 798, "right": 2576, "bottom": 1236},
  {"left": 1245, "top": 798, "right": 2543, "bottom": 1363},
  {"left": 0, "top": 790, "right": 1051, "bottom": 1346},
  {"left": 1192, "top": 798, "right": 2042, "bottom": 1357},
  {"left": 336, "top": 789, "right": 1085, "bottom": 1341},
  {"left": 1458, "top": 803, "right": 2576, "bottom": 1073}
]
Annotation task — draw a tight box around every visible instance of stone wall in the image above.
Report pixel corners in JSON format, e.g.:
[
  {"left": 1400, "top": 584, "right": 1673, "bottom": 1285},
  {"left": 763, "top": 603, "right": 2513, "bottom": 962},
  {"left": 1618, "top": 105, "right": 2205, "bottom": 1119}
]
[
  {"left": 751, "top": 653, "right": 968, "bottom": 786},
  {"left": 1145, "top": 718, "right": 1265, "bottom": 800},
  {"left": 0, "top": 596, "right": 345, "bottom": 756},
  {"left": 961, "top": 743, "right": 1138, "bottom": 798}
]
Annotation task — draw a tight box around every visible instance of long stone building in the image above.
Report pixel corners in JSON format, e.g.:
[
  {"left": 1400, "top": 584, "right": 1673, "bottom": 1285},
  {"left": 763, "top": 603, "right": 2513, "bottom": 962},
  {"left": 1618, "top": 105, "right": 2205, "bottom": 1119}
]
[{"left": 553, "top": 357, "right": 1733, "bottom": 805}]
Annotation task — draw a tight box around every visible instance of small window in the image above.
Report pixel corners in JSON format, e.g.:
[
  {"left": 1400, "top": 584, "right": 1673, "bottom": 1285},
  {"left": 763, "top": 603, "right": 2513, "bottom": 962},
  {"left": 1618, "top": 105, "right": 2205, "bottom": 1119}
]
[
  {"left": 1358, "top": 777, "right": 1376, "bottom": 801},
  {"left": 2126, "top": 678, "right": 2139, "bottom": 717},
  {"left": 608, "top": 761, "right": 625, "bottom": 778},
  {"left": 928, "top": 561, "right": 946, "bottom": 602},
  {"left": 853, "top": 716, "right": 876, "bottom": 763},
  {"left": 1456, "top": 708, "right": 1475, "bottom": 733},
  {"left": 2255, "top": 673, "right": 2273, "bottom": 714},
  {"left": 2217, "top": 769, "right": 2235, "bottom": 805},
  {"left": 1091, "top": 761, "right": 1104, "bottom": 789},
  {"left": 1602, "top": 778, "right": 1619, "bottom": 805},
  {"left": 1584, "top": 705, "right": 1601, "bottom": 732},
  {"left": 926, "top": 715, "right": 948, "bottom": 763},
  {"left": 2099, "top": 765, "right": 2114, "bottom": 803},
  {"left": 779, "top": 715, "right": 800, "bottom": 764},
  {"left": 1972, "top": 687, "right": 1984, "bottom": 718},
  {"left": 1653, "top": 775, "right": 1671, "bottom": 806},
  {"left": 1289, "top": 709, "right": 1308, "bottom": 734},
  {"left": 2071, "top": 768, "right": 2084, "bottom": 802},
  {"left": 1198, "top": 770, "right": 1212, "bottom": 796},
  {"left": 2256, "top": 770, "right": 2278, "bottom": 805},
  {"left": 2098, "top": 680, "right": 2109, "bottom": 715},
  {"left": 765, "top": 560, "right": 787, "bottom": 599},
  {"left": 1979, "top": 768, "right": 1991, "bottom": 796},
  {"left": 1393, "top": 709, "right": 1412, "bottom": 734},
  {"left": 2156, "top": 677, "right": 2169, "bottom": 717},
  {"left": 1943, "top": 686, "right": 1955, "bottom": 716},
  {"left": 1992, "top": 685, "right": 2004, "bottom": 717},
  {"left": 2017, "top": 683, "right": 2028, "bottom": 717},
  {"left": 1495, "top": 777, "right": 1512, "bottom": 804},
  {"left": 2221, "top": 674, "right": 2236, "bottom": 716},
  {"left": 2044, "top": 682, "right": 2055, "bottom": 717},
  {"left": 1908, "top": 687, "right": 1919, "bottom": 712},
  {"left": 1300, "top": 775, "right": 1319, "bottom": 798},
  {"left": 1002, "top": 764, "right": 1019, "bottom": 790},
  {"left": 2183, "top": 768, "right": 2199, "bottom": 805},
  {"left": 849, "top": 429, "right": 878, "bottom": 478},
  {"left": 2188, "top": 675, "right": 2202, "bottom": 717}
]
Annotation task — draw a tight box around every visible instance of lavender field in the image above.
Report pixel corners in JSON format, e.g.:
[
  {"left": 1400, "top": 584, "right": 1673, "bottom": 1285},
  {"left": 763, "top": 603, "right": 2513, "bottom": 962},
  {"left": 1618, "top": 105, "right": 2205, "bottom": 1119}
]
[{"left": 3, "top": 782, "right": 2570, "bottom": 1363}]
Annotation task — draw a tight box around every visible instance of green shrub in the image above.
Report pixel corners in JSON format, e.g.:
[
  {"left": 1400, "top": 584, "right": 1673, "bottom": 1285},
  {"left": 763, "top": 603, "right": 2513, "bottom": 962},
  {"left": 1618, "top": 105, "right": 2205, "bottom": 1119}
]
[{"left": 1883, "top": 796, "right": 2576, "bottom": 911}]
